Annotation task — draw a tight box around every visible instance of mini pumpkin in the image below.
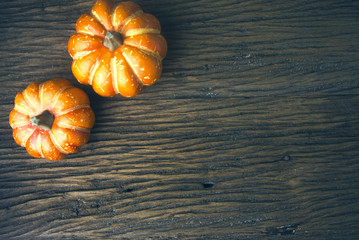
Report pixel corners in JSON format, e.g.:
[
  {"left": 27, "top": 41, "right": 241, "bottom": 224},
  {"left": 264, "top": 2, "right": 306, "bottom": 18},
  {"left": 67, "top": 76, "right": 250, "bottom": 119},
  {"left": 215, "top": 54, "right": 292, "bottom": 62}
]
[
  {"left": 68, "top": 0, "right": 167, "bottom": 97},
  {"left": 9, "top": 79, "right": 95, "bottom": 161}
]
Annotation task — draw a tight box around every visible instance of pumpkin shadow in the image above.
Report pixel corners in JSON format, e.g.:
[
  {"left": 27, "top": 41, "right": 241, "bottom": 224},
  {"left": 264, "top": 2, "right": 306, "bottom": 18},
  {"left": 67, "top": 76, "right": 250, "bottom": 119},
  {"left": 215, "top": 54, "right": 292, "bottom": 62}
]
[{"left": 142, "top": 2, "right": 183, "bottom": 75}]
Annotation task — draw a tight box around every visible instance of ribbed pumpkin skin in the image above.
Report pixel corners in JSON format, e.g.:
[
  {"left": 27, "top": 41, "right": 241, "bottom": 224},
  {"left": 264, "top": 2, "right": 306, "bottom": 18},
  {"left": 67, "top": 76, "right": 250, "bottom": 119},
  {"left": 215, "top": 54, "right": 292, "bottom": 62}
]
[
  {"left": 9, "top": 79, "right": 95, "bottom": 161},
  {"left": 68, "top": 0, "right": 167, "bottom": 97}
]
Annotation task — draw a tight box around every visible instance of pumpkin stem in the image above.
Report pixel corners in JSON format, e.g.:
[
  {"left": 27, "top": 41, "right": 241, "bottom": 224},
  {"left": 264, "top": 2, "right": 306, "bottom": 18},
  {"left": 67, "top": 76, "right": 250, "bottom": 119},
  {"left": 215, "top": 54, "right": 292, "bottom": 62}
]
[
  {"left": 30, "top": 110, "right": 55, "bottom": 131},
  {"left": 103, "top": 31, "right": 123, "bottom": 51}
]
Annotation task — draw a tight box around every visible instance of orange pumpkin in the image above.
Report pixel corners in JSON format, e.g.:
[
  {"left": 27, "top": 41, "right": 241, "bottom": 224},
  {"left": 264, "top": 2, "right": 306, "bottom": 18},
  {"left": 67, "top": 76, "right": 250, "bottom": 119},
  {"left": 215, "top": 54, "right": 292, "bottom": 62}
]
[
  {"left": 68, "top": 0, "right": 167, "bottom": 97},
  {"left": 9, "top": 79, "right": 95, "bottom": 161}
]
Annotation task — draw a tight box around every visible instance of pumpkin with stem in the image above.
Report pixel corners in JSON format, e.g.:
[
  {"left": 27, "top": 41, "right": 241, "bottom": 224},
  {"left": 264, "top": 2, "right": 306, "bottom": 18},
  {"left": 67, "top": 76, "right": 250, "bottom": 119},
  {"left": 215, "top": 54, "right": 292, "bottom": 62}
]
[
  {"left": 9, "top": 79, "right": 95, "bottom": 161},
  {"left": 68, "top": 0, "right": 167, "bottom": 97}
]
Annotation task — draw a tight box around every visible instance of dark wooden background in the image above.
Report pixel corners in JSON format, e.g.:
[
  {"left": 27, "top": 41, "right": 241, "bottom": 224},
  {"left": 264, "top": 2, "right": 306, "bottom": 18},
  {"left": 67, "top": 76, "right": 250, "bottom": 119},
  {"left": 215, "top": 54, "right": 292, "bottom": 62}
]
[{"left": 1, "top": 0, "right": 359, "bottom": 239}]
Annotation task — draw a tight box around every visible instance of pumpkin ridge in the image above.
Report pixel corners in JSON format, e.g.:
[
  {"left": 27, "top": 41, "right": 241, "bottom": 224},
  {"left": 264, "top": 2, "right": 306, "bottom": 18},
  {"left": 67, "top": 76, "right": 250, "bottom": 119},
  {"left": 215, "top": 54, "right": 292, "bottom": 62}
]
[
  {"left": 54, "top": 104, "right": 92, "bottom": 118},
  {"left": 123, "top": 33, "right": 167, "bottom": 59},
  {"left": 91, "top": 0, "right": 115, "bottom": 31},
  {"left": 111, "top": 8, "right": 117, "bottom": 29},
  {"left": 125, "top": 41, "right": 163, "bottom": 61},
  {"left": 110, "top": 55, "right": 120, "bottom": 94},
  {"left": 77, "top": 13, "right": 107, "bottom": 38},
  {"left": 91, "top": 11, "right": 111, "bottom": 32},
  {"left": 22, "top": 90, "right": 36, "bottom": 113},
  {"left": 14, "top": 92, "right": 36, "bottom": 117},
  {"left": 25, "top": 129, "right": 41, "bottom": 158},
  {"left": 91, "top": 11, "right": 106, "bottom": 28},
  {"left": 20, "top": 127, "right": 37, "bottom": 147},
  {"left": 77, "top": 29, "right": 95, "bottom": 37},
  {"left": 23, "top": 85, "right": 40, "bottom": 114},
  {"left": 36, "top": 132, "right": 44, "bottom": 158},
  {"left": 69, "top": 33, "right": 104, "bottom": 59},
  {"left": 51, "top": 124, "right": 89, "bottom": 153},
  {"left": 71, "top": 49, "right": 104, "bottom": 85},
  {"left": 73, "top": 49, "right": 98, "bottom": 60},
  {"left": 111, "top": 1, "right": 142, "bottom": 31},
  {"left": 11, "top": 121, "right": 30, "bottom": 129},
  {"left": 110, "top": 51, "right": 143, "bottom": 97},
  {"left": 9, "top": 110, "right": 29, "bottom": 129},
  {"left": 118, "top": 10, "right": 144, "bottom": 33},
  {"left": 122, "top": 47, "right": 161, "bottom": 86},
  {"left": 50, "top": 85, "right": 74, "bottom": 112},
  {"left": 49, "top": 130, "right": 70, "bottom": 154},
  {"left": 39, "top": 82, "right": 45, "bottom": 110},
  {"left": 55, "top": 121, "right": 91, "bottom": 133},
  {"left": 121, "top": 49, "right": 144, "bottom": 85},
  {"left": 88, "top": 53, "right": 103, "bottom": 85},
  {"left": 124, "top": 28, "right": 160, "bottom": 38},
  {"left": 13, "top": 106, "right": 33, "bottom": 117},
  {"left": 11, "top": 119, "right": 30, "bottom": 129},
  {"left": 13, "top": 107, "right": 31, "bottom": 118},
  {"left": 111, "top": 4, "right": 120, "bottom": 29}
]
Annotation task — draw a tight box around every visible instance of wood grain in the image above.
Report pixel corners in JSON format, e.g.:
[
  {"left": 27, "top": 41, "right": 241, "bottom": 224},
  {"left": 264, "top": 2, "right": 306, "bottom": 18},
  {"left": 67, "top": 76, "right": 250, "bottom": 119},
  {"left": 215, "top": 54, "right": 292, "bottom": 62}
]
[{"left": 0, "top": 0, "right": 359, "bottom": 239}]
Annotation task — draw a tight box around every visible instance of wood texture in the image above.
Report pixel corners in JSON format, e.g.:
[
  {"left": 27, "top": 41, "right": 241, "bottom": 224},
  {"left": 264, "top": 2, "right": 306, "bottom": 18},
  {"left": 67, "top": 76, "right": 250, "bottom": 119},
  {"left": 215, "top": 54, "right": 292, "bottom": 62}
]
[{"left": 1, "top": 0, "right": 359, "bottom": 239}]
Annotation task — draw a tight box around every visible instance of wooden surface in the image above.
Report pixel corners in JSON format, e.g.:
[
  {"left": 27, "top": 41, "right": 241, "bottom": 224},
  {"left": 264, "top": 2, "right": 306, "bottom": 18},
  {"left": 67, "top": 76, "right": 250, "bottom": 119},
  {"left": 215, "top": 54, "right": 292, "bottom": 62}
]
[{"left": 1, "top": 0, "right": 359, "bottom": 239}]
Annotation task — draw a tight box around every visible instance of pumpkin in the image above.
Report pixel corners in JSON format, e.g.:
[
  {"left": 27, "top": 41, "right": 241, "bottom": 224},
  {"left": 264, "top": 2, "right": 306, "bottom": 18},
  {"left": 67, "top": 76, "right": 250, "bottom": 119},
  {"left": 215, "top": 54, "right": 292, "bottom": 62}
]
[
  {"left": 68, "top": 0, "right": 167, "bottom": 97},
  {"left": 9, "top": 79, "right": 95, "bottom": 161}
]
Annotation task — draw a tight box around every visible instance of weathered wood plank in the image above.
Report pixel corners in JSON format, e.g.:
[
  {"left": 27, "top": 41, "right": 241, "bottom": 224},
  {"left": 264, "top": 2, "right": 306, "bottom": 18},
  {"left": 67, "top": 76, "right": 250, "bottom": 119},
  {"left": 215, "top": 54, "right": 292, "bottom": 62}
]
[
  {"left": 0, "top": 0, "right": 359, "bottom": 239},
  {"left": 1, "top": 95, "right": 359, "bottom": 238}
]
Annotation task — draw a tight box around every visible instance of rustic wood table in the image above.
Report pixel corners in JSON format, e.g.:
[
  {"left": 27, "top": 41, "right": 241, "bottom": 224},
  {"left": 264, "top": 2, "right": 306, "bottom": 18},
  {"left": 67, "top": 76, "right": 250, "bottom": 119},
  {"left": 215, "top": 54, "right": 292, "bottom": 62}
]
[{"left": 1, "top": 0, "right": 359, "bottom": 239}]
